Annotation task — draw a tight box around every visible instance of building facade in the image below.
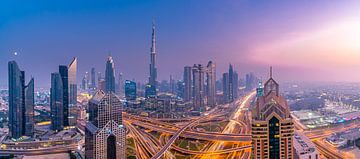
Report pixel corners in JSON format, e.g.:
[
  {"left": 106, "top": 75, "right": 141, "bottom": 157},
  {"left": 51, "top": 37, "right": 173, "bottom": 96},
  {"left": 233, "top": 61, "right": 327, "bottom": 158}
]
[
  {"left": 8, "top": 61, "right": 34, "bottom": 139},
  {"left": 125, "top": 80, "right": 137, "bottom": 101},
  {"left": 59, "top": 65, "right": 69, "bottom": 127},
  {"left": 85, "top": 91, "right": 126, "bottom": 159},
  {"left": 68, "top": 58, "right": 77, "bottom": 106},
  {"left": 251, "top": 68, "right": 294, "bottom": 159},
  {"left": 183, "top": 66, "right": 192, "bottom": 102},
  {"left": 206, "top": 61, "right": 216, "bottom": 106},
  {"left": 192, "top": 64, "right": 205, "bottom": 112},
  {"left": 105, "top": 56, "right": 116, "bottom": 93},
  {"left": 50, "top": 72, "right": 64, "bottom": 131}
]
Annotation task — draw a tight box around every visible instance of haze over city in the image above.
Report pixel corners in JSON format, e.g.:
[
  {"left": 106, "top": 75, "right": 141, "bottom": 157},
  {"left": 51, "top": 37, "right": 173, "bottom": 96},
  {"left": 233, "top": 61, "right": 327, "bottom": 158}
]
[{"left": 2, "top": 0, "right": 360, "bottom": 87}]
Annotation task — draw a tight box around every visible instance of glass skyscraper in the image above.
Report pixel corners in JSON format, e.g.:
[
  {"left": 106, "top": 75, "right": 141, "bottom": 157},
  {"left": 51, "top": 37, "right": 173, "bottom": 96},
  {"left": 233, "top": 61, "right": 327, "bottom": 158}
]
[
  {"left": 105, "top": 56, "right": 116, "bottom": 93},
  {"left": 125, "top": 80, "right": 137, "bottom": 101},
  {"left": 8, "top": 61, "right": 34, "bottom": 139},
  {"left": 50, "top": 72, "right": 64, "bottom": 131},
  {"left": 68, "top": 58, "right": 77, "bottom": 106}
]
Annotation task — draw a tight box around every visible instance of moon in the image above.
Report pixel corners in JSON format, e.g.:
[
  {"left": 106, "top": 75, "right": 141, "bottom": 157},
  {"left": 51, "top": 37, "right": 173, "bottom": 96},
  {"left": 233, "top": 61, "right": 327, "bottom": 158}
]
[{"left": 14, "top": 52, "right": 18, "bottom": 56}]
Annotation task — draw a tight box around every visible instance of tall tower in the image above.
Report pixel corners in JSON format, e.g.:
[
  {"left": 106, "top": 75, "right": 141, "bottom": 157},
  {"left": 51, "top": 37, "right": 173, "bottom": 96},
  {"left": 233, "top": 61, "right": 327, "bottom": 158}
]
[
  {"left": 50, "top": 72, "right": 64, "bottom": 131},
  {"left": 85, "top": 91, "right": 126, "bottom": 159},
  {"left": 206, "top": 61, "right": 216, "bottom": 106},
  {"left": 59, "top": 65, "right": 69, "bottom": 127},
  {"left": 68, "top": 58, "right": 77, "bottom": 106},
  {"left": 183, "top": 66, "right": 192, "bottom": 102},
  {"left": 192, "top": 64, "right": 205, "bottom": 112},
  {"left": 251, "top": 67, "right": 294, "bottom": 159},
  {"left": 91, "top": 67, "right": 96, "bottom": 89},
  {"left": 8, "top": 61, "right": 34, "bottom": 139},
  {"left": 228, "top": 64, "right": 234, "bottom": 102},
  {"left": 149, "top": 21, "right": 157, "bottom": 88},
  {"left": 105, "top": 56, "right": 116, "bottom": 93}
]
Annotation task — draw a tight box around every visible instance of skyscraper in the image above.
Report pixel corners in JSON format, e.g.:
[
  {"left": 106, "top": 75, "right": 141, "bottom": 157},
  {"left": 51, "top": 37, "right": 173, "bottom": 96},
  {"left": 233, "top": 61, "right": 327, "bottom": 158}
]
[
  {"left": 222, "top": 64, "right": 238, "bottom": 103},
  {"left": 206, "top": 61, "right": 216, "bottom": 106},
  {"left": 91, "top": 67, "right": 96, "bottom": 89},
  {"left": 85, "top": 91, "right": 126, "bottom": 159},
  {"left": 251, "top": 68, "right": 294, "bottom": 159},
  {"left": 8, "top": 61, "right": 34, "bottom": 139},
  {"left": 117, "top": 73, "right": 124, "bottom": 95},
  {"left": 59, "top": 65, "right": 69, "bottom": 127},
  {"left": 192, "top": 64, "right": 205, "bottom": 112},
  {"left": 68, "top": 58, "right": 77, "bottom": 106},
  {"left": 50, "top": 73, "right": 64, "bottom": 131},
  {"left": 125, "top": 80, "right": 137, "bottom": 101},
  {"left": 105, "top": 56, "right": 116, "bottom": 93},
  {"left": 183, "top": 66, "right": 192, "bottom": 102},
  {"left": 149, "top": 21, "right": 157, "bottom": 88}
]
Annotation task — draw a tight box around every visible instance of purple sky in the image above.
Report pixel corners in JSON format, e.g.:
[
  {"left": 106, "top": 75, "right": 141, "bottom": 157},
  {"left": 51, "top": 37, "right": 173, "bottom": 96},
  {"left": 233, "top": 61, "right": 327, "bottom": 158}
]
[{"left": 1, "top": 0, "right": 360, "bottom": 87}]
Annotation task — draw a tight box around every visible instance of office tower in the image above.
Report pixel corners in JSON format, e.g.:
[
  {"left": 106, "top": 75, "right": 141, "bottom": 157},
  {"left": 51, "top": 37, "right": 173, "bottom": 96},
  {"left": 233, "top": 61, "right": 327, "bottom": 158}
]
[
  {"left": 192, "top": 64, "right": 205, "bottom": 112},
  {"left": 82, "top": 75, "right": 87, "bottom": 90},
  {"left": 59, "top": 65, "right": 69, "bottom": 127},
  {"left": 256, "top": 81, "right": 264, "bottom": 97},
  {"left": 85, "top": 91, "right": 126, "bottom": 159},
  {"left": 183, "top": 66, "right": 192, "bottom": 102},
  {"left": 125, "top": 80, "right": 137, "bottom": 101},
  {"left": 105, "top": 56, "right": 116, "bottom": 93},
  {"left": 50, "top": 73, "right": 64, "bottom": 131},
  {"left": 251, "top": 68, "right": 294, "bottom": 159},
  {"left": 176, "top": 81, "right": 185, "bottom": 99},
  {"left": 97, "top": 72, "right": 102, "bottom": 83},
  {"left": 149, "top": 21, "right": 157, "bottom": 89},
  {"left": 222, "top": 64, "right": 238, "bottom": 103},
  {"left": 145, "top": 84, "right": 157, "bottom": 98},
  {"left": 117, "top": 73, "right": 124, "bottom": 95},
  {"left": 24, "top": 78, "right": 34, "bottom": 137},
  {"left": 8, "top": 61, "right": 34, "bottom": 139},
  {"left": 169, "top": 75, "right": 175, "bottom": 94},
  {"left": 68, "top": 58, "right": 77, "bottom": 106},
  {"left": 206, "top": 61, "right": 216, "bottom": 106},
  {"left": 91, "top": 67, "right": 96, "bottom": 89},
  {"left": 222, "top": 73, "right": 229, "bottom": 103},
  {"left": 233, "top": 71, "right": 238, "bottom": 99}
]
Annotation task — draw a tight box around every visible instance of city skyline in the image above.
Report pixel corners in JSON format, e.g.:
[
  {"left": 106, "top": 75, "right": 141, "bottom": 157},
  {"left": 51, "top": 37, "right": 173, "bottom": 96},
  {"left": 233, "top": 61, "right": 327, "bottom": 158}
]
[{"left": 2, "top": 1, "right": 360, "bottom": 87}]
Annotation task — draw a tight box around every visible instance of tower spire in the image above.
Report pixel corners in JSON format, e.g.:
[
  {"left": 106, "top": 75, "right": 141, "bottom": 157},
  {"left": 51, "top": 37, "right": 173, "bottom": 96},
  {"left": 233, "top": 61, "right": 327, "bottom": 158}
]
[
  {"left": 270, "top": 66, "right": 273, "bottom": 78},
  {"left": 151, "top": 19, "right": 156, "bottom": 54}
]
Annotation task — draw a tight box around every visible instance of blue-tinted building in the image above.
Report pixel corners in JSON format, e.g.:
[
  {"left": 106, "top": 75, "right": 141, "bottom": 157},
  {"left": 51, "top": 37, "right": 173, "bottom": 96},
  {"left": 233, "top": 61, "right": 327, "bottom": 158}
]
[
  {"left": 125, "top": 80, "right": 137, "bottom": 101},
  {"left": 145, "top": 84, "right": 157, "bottom": 98}
]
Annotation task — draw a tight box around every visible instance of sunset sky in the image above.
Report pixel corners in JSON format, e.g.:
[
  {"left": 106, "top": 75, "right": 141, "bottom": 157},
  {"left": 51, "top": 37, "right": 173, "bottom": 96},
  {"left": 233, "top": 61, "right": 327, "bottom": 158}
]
[{"left": 1, "top": 0, "right": 360, "bottom": 87}]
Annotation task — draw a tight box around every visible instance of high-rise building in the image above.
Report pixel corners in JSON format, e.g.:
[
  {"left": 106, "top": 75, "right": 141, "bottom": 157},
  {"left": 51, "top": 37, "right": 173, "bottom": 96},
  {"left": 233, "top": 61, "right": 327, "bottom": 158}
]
[
  {"left": 192, "top": 64, "right": 205, "bottom": 112},
  {"left": 149, "top": 21, "right": 157, "bottom": 88},
  {"left": 169, "top": 75, "right": 175, "bottom": 94},
  {"left": 245, "top": 72, "right": 258, "bottom": 91},
  {"left": 8, "top": 61, "right": 34, "bottom": 139},
  {"left": 90, "top": 67, "right": 96, "bottom": 89},
  {"left": 105, "top": 56, "right": 116, "bottom": 93},
  {"left": 206, "top": 61, "right": 216, "bottom": 106},
  {"left": 145, "top": 84, "right": 157, "bottom": 98},
  {"left": 117, "top": 73, "right": 124, "bottom": 95},
  {"left": 183, "top": 66, "right": 192, "bottom": 102},
  {"left": 50, "top": 73, "right": 64, "bottom": 131},
  {"left": 24, "top": 78, "right": 34, "bottom": 137},
  {"left": 251, "top": 68, "right": 294, "bottom": 159},
  {"left": 222, "top": 64, "right": 238, "bottom": 103},
  {"left": 125, "top": 80, "right": 137, "bottom": 101},
  {"left": 222, "top": 73, "right": 229, "bottom": 103},
  {"left": 59, "top": 65, "right": 69, "bottom": 127},
  {"left": 68, "top": 58, "right": 77, "bottom": 106},
  {"left": 85, "top": 91, "right": 126, "bottom": 159}
]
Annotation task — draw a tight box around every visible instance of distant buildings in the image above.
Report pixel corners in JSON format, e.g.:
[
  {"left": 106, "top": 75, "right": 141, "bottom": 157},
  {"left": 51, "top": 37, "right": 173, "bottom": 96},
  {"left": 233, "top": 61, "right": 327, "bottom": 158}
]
[
  {"left": 85, "top": 91, "right": 126, "bottom": 159},
  {"left": 245, "top": 72, "right": 258, "bottom": 91},
  {"left": 183, "top": 66, "right": 192, "bottom": 102},
  {"left": 192, "top": 64, "right": 205, "bottom": 112},
  {"left": 105, "top": 56, "right": 116, "bottom": 93},
  {"left": 125, "top": 80, "right": 137, "bottom": 101},
  {"left": 251, "top": 67, "right": 294, "bottom": 159},
  {"left": 222, "top": 64, "right": 238, "bottom": 103},
  {"left": 145, "top": 84, "right": 157, "bottom": 98},
  {"left": 206, "top": 61, "right": 216, "bottom": 106},
  {"left": 90, "top": 67, "right": 96, "bottom": 89},
  {"left": 8, "top": 61, "right": 34, "bottom": 139}
]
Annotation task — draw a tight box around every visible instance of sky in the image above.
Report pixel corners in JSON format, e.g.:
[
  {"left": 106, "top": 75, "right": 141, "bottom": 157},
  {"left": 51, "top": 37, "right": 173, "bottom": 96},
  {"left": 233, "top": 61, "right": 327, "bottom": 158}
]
[{"left": 1, "top": 0, "right": 360, "bottom": 87}]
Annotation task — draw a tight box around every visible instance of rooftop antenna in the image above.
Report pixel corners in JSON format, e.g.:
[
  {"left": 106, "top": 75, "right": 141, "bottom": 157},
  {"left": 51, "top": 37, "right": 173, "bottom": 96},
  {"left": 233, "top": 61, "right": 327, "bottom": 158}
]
[{"left": 270, "top": 66, "right": 273, "bottom": 78}]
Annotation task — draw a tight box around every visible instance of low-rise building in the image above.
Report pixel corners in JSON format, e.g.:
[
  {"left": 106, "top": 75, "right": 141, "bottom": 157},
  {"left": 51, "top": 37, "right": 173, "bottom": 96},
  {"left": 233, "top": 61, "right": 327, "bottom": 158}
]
[{"left": 293, "top": 131, "right": 319, "bottom": 159}]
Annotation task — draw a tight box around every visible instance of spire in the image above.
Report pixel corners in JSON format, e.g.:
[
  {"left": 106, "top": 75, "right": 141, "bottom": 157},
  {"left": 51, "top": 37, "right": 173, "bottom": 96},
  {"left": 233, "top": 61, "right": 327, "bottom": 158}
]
[
  {"left": 151, "top": 19, "right": 156, "bottom": 54},
  {"left": 270, "top": 66, "right": 273, "bottom": 78}
]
